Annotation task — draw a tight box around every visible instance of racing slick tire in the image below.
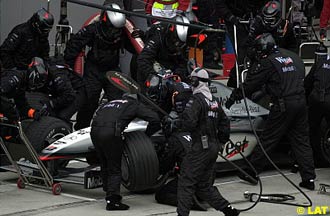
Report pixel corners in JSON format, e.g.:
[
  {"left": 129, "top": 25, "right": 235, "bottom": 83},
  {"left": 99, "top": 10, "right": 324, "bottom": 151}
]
[
  {"left": 315, "top": 119, "right": 330, "bottom": 167},
  {"left": 24, "top": 116, "right": 72, "bottom": 153},
  {"left": 121, "top": 131, "right": 160, "bottom": 192}
]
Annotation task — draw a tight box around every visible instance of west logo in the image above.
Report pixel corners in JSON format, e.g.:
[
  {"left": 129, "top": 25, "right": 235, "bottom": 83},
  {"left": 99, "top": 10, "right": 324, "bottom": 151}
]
[{"left": 275, "top": 56, "right": 293, "bottom": 65}]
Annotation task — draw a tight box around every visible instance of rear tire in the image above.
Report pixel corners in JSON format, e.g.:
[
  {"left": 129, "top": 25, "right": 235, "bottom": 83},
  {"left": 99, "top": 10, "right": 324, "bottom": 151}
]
[{"left": 121, "top": 131, "right": 160, "bottom": 192}]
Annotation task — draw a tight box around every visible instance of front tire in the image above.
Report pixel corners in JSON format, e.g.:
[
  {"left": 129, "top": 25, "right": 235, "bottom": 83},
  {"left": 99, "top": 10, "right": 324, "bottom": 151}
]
[
  {"left": 121, "top": 131, "right": 160, "bottom": 192},
  {"left": 24, "top": 116, "right": 71, "bottom": 153}
]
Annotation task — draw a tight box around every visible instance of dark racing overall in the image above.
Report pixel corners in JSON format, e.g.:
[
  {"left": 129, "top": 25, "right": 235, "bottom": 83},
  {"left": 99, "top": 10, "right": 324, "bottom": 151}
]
[
  {"left": 226, "top": 33, "right": 316, "bottom": 190},
  {"left": 304, "top": 51, "right": 330, "bottom": 166},
  {"left": 90, "top": 94, "right": 160, "bottom": 210}
]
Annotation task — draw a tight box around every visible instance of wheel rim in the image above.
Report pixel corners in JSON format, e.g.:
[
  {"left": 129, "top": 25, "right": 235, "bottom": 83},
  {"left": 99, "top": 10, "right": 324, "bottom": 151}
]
[
  {"left": 46, "top": 132, "right": 68, "bottom": 145},
  {"left": 44, "top": 127, "right": 71, "bottom": 150}
]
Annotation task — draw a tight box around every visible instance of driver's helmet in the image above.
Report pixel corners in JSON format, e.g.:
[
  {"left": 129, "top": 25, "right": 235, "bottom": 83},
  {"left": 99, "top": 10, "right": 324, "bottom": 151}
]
[
  {"left": 172, "top": 82, "right": 192, "bottom": 113},
  {"left": 30, "top": 8, "right": 54, "bottom": 36},
  {"left": 145, "top": 73, "right": 181, "bottom": 104},
  {"left": 165, "top": 16, "right": 190, "bottom": 55},
  {"left": 314, "top": 43, "right": 328, "bottom": 64},
  {"left": 254, "top": 33, "right": 277, "bottom": 59},
  {"left": 99, "top": 3, "right": 126, "bottom": 40},
  {"left": 261, "top": 1, "right": 282, "bottom": 31},
  {"left": 27, "top": 57, "right": 48, "bottom": 91}
]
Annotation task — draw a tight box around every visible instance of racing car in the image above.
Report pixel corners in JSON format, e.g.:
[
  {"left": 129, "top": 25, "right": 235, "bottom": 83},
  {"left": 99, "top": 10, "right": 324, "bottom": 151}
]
[{"left": 33, "top": 78, "right": 330, "bottom": 192}]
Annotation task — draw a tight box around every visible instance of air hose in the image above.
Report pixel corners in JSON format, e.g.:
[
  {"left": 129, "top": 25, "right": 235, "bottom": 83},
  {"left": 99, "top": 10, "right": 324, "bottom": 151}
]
[
  {"left": 243, "top": 191, "right": 295, "bottom": 203},
  {"left": 239, "top": 74, "right": 313, "bottom": 208}
]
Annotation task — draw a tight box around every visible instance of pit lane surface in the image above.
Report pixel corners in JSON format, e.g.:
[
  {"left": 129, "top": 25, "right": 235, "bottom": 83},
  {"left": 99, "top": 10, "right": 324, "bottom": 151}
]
[{"left": 1, "top": 168, "right": 329, "bottom": 216}]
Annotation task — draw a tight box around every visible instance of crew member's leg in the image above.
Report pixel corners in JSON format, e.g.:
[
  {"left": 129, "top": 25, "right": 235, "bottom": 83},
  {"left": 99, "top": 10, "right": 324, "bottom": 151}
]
[{"left": 75, "top": 61, "right": 102, "bottom": 130}]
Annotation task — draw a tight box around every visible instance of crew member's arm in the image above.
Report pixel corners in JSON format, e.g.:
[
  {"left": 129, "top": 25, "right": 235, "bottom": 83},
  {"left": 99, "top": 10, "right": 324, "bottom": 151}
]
[
  {"left": 304, "top": 63, "right": 317, "bottom": 99},
  {"left": 0, "top": 27, "right": 22, "bottom": 69},
  {"left": 136, "top": 102, "right": 161, "bottom": 136},
  {"left": 137, "top": 32, "right": 161, "bottom": 82},
  {"left": 38, "top": 35, "right": 51, "bottom": 63},
  {"left": 123, "top": 29, "right": 142, "bottom": 54},
  {"left": 246, "top": 16, "right": 264, "bottom": 47},
  {"left": 280, "top": 22, "right": 298, "bottom": 52},
  {"left": 181, "top": 97, "right": 202, "bottom": 132},
  {"left": 215, "top": 0, "right": 239, "bottom": 25},
  {"left": 227, "top": 59, "right": 271, "bottom": 107},
  {"left": 217, "top": 104, "right": 230, "bottom": 144},
  {"left": 64, "top": 24, "right": 95, "bottom": 68},
  {"left": 48, "top": 67, "right": 76, "bottom": 110}
]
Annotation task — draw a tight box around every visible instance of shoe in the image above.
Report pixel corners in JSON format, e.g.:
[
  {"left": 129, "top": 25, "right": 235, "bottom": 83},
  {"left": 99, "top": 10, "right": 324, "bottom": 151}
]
[
  {"left": 106, "top": 194, "right": 130, "bottom": 210},
  {"left": 237, "top": 169, "right": 258, "bottom": 185},
  {"left": 222, "top": 204, "right": 240, "bottom": 216},
  {"left": 106, "top": 200, "right": 130, "bottom": 210},
  {"left": 290, "top": 164, "right": 299, "bottom": 173},
  {"left": 299, "top": 179, "right": 315, "bottom": 190}
]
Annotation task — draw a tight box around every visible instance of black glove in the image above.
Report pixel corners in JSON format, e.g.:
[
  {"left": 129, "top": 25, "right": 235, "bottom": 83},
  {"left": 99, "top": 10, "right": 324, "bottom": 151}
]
[
  {"left": 33, "top": 104, "right": 50, "bottom": 121},
  {"left": 225, "top": 97, "right": 235, "bottom": 109},
  {"left": 246, "top": 47, "right": 257, "bottom": 61},
  {"left": 131, "top": 28, "right": 145, "bottom": 39},
  {"left": 40, "top": 100, "right": 54, "bottom": 114},
  {"left": 228, "top": 15, "right": 240, "bottom": 26},
  {"left": 226, "top": 88, "right": 243, "bottom": 109},
  {"left": 0, "top": 75, "right": 20, "bottom": 93},
  {"left": 1, "top": 97, "right": 19, "bottom": 121},
  {"left": 161, "top": 116, "right": 180, "bottom": 136}
]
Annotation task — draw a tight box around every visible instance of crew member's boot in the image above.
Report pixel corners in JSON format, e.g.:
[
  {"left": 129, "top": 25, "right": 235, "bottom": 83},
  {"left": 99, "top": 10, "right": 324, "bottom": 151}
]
[
  {"left": 299, "top": 179, "right": 315, "bottom": 190},
  {"left": 221, "top": 204, "right": 240, "bottom": 216},
  {"left": 106, "top": 194, "right": 130, "bottom": 211}
]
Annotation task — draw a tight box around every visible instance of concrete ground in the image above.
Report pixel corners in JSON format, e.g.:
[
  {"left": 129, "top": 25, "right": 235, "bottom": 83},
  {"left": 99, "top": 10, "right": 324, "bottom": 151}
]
[{"left": 0, "top": 167, "right": 329, "bottom": 216}]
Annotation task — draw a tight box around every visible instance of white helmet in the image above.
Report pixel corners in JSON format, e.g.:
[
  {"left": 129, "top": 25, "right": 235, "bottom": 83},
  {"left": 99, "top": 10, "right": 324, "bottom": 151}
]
[
  {"left": 190, "top": 67, "right": 209, "bottom": 87},
  {"left": 175, "top": 16, "right": 190, "bottom": 43},
  {"left": 101, "top": 3, "right": 126, "bottom": 28}
]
